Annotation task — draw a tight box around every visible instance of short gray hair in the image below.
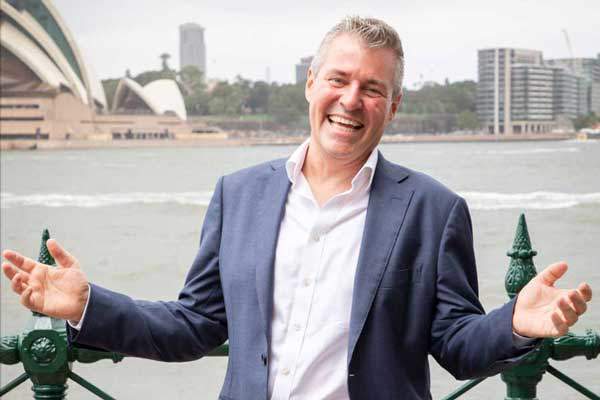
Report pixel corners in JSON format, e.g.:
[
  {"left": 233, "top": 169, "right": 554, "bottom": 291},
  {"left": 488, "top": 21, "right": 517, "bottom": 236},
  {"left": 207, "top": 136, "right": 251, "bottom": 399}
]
[{"left": 310, "top": 16, "right": 405, "bottom": 98}]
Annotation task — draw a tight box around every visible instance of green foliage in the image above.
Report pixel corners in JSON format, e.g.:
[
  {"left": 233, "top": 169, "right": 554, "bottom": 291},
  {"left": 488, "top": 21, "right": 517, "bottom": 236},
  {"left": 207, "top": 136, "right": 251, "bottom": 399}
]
[
  {"left": 402, "top": 80, "right": 476, "bottom": 114},
  {"left": 101, "top": 78, "right": 120, "bottom": 110},
  {"left": 456, "top": 110, "right": 480, "bottom": 130},
  {"left": 268, "top": 83, "right": 307, "bottom": 124},
  {"left": 134, "top": 69, "right": 177, "bottom": 86},
  {"left": 572, "top": 112, "right": 599, "bottom": 131}
]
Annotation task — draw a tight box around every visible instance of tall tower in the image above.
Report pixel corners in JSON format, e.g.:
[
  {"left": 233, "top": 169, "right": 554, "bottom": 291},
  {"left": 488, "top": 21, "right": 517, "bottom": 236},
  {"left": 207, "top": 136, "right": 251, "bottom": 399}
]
[{"left": 179, "top": 23, "right": 206, "bottom": 78}]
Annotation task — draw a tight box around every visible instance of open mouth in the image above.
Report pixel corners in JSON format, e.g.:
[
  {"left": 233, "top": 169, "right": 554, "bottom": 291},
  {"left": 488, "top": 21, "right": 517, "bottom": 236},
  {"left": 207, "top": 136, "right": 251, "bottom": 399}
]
[{"left": 327, "top": 114, "right": 364, "bottom": 131}]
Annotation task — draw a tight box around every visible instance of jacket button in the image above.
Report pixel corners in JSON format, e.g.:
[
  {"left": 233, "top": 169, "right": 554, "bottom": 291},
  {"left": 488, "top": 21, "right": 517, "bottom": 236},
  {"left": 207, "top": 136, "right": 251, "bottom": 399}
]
[{"left": 261, "top": 353, "right": 267, "bottom": 366}]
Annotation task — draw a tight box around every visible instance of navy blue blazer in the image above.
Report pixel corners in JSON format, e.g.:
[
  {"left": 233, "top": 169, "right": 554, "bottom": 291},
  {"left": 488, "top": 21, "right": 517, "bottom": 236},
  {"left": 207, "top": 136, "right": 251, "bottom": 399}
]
[{"left": 69, "top": 154, "right": 535, "bottom": 399}]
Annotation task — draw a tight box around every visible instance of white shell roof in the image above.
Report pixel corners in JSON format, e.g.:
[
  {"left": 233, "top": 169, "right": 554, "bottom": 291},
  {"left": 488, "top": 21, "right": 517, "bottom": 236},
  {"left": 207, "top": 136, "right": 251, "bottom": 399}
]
[
  {"left": 0, "top": 21, "right": 70, "bottom": 89},
  {"left": 41, "top": 0, "right": 107, "bottom": 109},
  {"left": 144, "top": 79, "right": 187, "bottom": 120},
  {"left": 113, "top": 78, "right": 187, "bottom": 120},
  {"left": 0, "top": 0, "right": 107, "bottom": 109},
  {"left": 2, "top": 2, "right": 88, "bottom": 104}
]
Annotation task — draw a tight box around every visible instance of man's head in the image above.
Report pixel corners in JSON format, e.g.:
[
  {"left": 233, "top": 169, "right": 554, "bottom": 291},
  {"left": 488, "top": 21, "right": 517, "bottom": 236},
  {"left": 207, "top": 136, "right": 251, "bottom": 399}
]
[
  {"left": 311, "top": 16, "right": 404, "bottom": 99},
  {"left": 305, "top": 16, "right": 404, "bottom": 165}
]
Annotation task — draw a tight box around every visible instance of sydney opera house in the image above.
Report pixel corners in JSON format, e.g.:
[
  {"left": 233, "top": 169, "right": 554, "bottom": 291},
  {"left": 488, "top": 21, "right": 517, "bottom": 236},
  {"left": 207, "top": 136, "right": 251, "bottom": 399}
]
[{"left": 0, "top": 0, "right": 204, "bottom": 149}]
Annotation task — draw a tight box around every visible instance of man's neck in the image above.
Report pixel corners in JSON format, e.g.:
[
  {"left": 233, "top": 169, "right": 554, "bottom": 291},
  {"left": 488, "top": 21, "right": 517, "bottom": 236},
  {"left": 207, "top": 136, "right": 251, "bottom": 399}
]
[{"left": 301, "top": 144, "right": 370, "bottom": 206}]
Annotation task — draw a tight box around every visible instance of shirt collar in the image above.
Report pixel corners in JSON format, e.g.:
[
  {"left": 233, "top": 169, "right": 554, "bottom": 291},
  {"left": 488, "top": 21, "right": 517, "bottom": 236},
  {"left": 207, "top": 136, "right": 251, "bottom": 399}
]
[{"left": 285, "top": 139, "right": 379, "bottom": 192}]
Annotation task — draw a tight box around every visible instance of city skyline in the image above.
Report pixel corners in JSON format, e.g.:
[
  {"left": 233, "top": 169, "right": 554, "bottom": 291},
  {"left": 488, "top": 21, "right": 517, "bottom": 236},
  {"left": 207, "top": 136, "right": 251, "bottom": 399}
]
[{"left": 53, "top": 0, "right": 600, "bottom": 88}]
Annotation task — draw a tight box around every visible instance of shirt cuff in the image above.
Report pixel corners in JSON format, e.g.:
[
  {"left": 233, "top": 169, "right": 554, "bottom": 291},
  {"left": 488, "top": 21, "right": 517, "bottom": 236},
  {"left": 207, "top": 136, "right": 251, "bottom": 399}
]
[
  {"left": 512, "top": 331, "right": 538, "bottom": 347},
  {"left": 67, "top": 284, "right": 91, "bottom": 331}
]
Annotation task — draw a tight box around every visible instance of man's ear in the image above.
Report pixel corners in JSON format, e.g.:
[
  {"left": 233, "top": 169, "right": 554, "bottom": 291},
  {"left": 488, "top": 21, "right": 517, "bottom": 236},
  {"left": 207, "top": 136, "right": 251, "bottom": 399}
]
[
  {"left": 387, "top": 90, "right": 403, "bottom": 122},
  {"left": 305, "top": 68, "right": 315, "bottom": 103}
]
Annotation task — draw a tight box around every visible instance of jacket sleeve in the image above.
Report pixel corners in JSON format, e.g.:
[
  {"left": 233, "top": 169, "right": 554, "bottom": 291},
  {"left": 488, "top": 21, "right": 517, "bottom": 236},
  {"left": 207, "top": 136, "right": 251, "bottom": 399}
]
[
  {"left": 67, "top": 177, "right": 228, "bottom": 362},
  {"left": 429, "top": 197, "right": 538, "bottom": 379}
]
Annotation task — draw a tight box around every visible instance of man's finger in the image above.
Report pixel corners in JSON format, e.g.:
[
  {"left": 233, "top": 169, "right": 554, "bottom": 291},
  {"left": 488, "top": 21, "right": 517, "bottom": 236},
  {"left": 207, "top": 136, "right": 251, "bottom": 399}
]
[
  {"left": 567, "top": 290, "right": 587, "bottom": 315},
  {"left": 46, "top": 239, "right": 77, "bottom": 268},
  {"left": 2, "top": 250, "right": 38, "bottom": 273},
  {"left": 577, "top": 282, "right": 592, "bottom": 302},
  {"left": 557, "top": 297, "right": 578, "bottom": 326},
  {"left": 2, "top": 262, "right": 18, "bottom": 280},
  {"left": 537, "top": 262, "right": 568, "bottom": 286},
  {"left": 11, "top": 273, "right": 28, "bottom": 295},
  {"left": 20, "top": 286, "right": 35, "bottom": 310},
  {"left": 551, "top": 311, "right": 569, "bottom": 336}
]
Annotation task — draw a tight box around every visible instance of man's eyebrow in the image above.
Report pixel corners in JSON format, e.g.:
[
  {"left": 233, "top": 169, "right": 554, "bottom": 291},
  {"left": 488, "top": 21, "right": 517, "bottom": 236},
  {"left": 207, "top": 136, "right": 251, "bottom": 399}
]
[
  {"left": 324, "top": 70, "right": 388, "bottom": 90},
  {"left": 365, "top": 79, "right": 387, "bottom": 88},
  {"left": 326, "top": 69, "right": 349, "bottom": 77}
]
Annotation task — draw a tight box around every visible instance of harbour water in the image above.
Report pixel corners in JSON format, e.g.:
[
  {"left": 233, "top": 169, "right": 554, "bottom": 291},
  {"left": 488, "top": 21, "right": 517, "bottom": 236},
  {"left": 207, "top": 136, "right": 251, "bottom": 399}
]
[{"left": 1, "top": 140, "right": 599, "bottom": 399}]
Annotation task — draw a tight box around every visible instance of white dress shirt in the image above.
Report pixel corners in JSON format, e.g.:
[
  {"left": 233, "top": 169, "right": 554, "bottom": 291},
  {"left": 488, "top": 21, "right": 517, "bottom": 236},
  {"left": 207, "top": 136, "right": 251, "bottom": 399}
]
[{"left": 268, "top": 140, "right": 378, "bottom": 400}]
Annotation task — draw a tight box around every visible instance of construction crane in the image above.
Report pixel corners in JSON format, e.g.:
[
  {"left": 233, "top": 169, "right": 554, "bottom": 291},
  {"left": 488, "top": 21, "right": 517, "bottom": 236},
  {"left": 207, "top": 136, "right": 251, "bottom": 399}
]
[{"left": 561, "top": 29, "right": 575, "bottom": 70}]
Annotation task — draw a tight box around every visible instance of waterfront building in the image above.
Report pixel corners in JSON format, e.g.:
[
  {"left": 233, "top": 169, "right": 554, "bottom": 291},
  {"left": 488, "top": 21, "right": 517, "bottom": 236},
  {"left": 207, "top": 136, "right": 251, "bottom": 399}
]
[
  {"left": 546, "top": 57, "right": 600, "bottom": 115},
  {"left": 477, "top": 48, "right": 599, "bottom": 134},
  {"left": 295, "top": 56, "right": 313, "bottom": 84},
  {"left": 0, "top": 0, "right": 196, "bottom": 148},
  {"left": 112, "top": 78, "right": 187, "bottom": 120},
  {"left": 179, "top": 23, "right": 206, "bottom": 78},
  {"left": 589, "top": 54, "right": 600, "bottom": 115}
]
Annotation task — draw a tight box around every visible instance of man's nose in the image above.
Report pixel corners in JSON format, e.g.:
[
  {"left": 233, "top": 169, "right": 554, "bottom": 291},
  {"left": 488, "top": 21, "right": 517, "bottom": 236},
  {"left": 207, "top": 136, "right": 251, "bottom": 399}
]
[{"left": 340, "top": 83, "right": 362, "bottom": 111}]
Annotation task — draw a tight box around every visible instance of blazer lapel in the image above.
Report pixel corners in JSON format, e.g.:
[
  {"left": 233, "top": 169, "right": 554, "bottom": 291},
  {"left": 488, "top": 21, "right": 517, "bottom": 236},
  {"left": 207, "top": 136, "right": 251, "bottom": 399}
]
[
  {"left": 348, "top": 155, "right": 413, "bottom": 363},
  {"left": 255, "top": 161, "right": 291, "bottom": 344}
]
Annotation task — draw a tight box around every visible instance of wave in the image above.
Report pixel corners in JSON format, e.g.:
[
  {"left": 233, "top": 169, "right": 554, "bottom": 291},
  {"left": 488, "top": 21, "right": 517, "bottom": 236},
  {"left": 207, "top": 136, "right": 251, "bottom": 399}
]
[
  {"left": 2, "top": 191, "right": 599, "bottom": 210},
  {"left": 0, "top": 191, "right": 214, "bottom": 208},
  {"left": 458, "top": 191, "right": 600, "bottom": 210}
]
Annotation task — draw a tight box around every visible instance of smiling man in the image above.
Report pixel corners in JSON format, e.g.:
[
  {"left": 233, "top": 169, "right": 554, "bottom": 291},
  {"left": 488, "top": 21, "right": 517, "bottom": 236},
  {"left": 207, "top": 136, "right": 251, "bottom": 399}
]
[{"left": 2, "top": 16, "right": 593, "bottom": 400}]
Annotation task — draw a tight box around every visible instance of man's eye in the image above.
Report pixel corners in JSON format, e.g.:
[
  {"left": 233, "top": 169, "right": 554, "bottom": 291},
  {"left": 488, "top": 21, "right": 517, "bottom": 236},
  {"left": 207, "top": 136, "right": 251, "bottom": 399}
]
[
  {"left": 365, "top": 88, "right": 383, "bottom": 97},
  {"left": 328, "top": 78, "right": 344, "bottom": 86}
]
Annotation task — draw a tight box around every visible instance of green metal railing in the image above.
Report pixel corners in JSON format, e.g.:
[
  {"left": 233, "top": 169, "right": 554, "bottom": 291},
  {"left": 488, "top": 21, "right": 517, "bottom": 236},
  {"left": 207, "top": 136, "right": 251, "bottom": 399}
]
[
  {"left": 1, "top": 215, "right": 598, "bottom": 399},
  {"left": 442, "top": 214, "right": 599, "bottom": 400}
]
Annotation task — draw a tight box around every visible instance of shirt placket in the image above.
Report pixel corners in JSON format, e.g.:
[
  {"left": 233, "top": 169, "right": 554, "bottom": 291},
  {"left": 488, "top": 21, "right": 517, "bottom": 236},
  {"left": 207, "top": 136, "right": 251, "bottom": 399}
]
[{"left": 271, "top": 201, "right": 341, "bottom": 399}]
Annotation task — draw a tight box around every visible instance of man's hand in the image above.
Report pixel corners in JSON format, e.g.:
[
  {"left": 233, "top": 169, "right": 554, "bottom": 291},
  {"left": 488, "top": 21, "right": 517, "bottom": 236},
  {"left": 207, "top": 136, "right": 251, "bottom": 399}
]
[
  {"left": 2, "top": 239, "right": 89, "bottom": 322},
  {"left": 513, "top": 262, "right": 593, "bottom": 338}
]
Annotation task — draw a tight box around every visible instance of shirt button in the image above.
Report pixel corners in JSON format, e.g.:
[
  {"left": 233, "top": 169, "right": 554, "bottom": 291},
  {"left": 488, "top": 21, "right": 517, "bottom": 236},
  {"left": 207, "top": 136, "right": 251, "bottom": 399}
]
[
  {"left": 282, "top": 367, "right": 290, "bottom": 376},
  {"left": 312, "top": 231, "right": 321, "bottom": 242},
  {"left": 293, "top": 323, "right": 302, "bottom": 332},
  {"left": 303, "top": 278, "right": 311, "bottom": 287}
]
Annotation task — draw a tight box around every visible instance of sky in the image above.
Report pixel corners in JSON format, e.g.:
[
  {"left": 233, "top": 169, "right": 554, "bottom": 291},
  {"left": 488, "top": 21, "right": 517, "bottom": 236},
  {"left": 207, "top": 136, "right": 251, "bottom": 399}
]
[{"left": 54, "top": 0, "right": 600, "bottom": 89}]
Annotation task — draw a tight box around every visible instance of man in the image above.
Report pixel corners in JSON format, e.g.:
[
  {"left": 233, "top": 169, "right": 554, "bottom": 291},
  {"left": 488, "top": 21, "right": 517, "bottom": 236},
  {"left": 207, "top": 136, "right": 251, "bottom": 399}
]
[{"left": 2, "top": 16, "right": 593, "bottom": 400}]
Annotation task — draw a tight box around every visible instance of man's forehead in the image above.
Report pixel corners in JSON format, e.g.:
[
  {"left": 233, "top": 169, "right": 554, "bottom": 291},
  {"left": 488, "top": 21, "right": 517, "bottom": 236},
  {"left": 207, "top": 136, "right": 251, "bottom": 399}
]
[{"left": 319, "top": 34, "right": 396, "bottom": 87}]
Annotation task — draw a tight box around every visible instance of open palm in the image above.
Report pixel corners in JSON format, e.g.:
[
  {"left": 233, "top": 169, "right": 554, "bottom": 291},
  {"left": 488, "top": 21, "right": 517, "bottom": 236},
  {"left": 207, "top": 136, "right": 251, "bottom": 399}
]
[
  {"left": 513, "top": 262, "right": 592, "bottom": 338},
  {"left": 2, "top": 239, "right": 89, "bottom": 322}
]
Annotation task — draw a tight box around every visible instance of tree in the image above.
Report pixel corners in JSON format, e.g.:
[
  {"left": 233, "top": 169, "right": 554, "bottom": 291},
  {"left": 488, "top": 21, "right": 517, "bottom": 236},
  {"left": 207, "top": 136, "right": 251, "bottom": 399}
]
[
  {"left": 160, "top": 53, "right": 172, "bottom": 72},
  {"left": 247, "top": 81, "right": 271, "bottom": 113},
  {"left": 456, "top": 110, "right": 480, "bottom": 130},
  {"left": 101, "top": 78, "right": 120, "bottom": 110},
  {"left": 268, "top": 83, "right": 307, "bottom": 124},
  {"left": 572, "top": 112, "right": 599, "bottom": 131}
]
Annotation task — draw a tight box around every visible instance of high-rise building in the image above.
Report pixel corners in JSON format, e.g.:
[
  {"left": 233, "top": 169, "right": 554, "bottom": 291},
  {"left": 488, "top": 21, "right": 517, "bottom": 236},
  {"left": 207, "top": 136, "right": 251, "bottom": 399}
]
[
  {"left": 295, "top": 56, "right": 313, "bottom": 84},
  {"left": 179, "top": 23, "right": 206, "bottom": 78},
  {"left": 477, "top": 48, "right": 554, "bottom": 134},
  {"left": 546, "top": 57, "right": 599, "bottom": 115},
  {"left": 593, "top": 54, "right": 600, "bottom": 114},
  {"left": 477, "top": 48, "right": 598, "bottom": 134}
]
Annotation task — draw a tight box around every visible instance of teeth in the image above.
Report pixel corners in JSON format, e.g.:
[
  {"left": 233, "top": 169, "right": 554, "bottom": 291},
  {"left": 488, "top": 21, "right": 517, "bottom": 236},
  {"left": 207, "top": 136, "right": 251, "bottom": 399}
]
[{"left": 329, "top": 115, "right": 363, "bottom": 128}]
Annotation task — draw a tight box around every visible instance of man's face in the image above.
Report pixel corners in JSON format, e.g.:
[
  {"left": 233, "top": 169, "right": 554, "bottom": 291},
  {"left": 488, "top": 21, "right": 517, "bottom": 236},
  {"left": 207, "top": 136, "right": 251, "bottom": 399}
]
[{"left": 305, "top": 33, "right": 401, "bottom": 165}]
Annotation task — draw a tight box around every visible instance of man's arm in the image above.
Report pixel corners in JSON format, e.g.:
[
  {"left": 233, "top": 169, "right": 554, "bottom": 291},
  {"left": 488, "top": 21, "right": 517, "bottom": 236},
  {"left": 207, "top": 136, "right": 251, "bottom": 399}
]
[
  {"left": 428, "top": 197, "right": 592, "bottom": 380},
  {"left": 429, "top": 198, "right": 537, "bottom": 379},
  {"left": 3, "top": 177, "right": 229, "bottom": 362}
]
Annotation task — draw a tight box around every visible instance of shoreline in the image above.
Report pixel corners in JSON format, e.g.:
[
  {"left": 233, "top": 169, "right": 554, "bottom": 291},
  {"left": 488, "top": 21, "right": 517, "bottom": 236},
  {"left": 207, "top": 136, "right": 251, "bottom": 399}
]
[{"left": 0, "top": 132, "right": 576, "bottom": 151}]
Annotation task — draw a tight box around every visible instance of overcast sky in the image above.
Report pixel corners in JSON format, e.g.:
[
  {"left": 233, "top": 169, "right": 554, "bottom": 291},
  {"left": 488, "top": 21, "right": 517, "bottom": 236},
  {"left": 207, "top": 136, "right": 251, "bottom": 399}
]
[{"left": 54, "top": 0, "right": 599, "bottom": 88}]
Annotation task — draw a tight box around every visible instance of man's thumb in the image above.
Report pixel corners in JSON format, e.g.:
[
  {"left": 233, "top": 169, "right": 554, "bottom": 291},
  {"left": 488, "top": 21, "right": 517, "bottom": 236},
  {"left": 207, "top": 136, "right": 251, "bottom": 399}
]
[
  {"left": 46, "top": 239, "right": 78, "bottom": 268},
  {"left": 537, "top": 262, "right": 568, "bottom": 286}
]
